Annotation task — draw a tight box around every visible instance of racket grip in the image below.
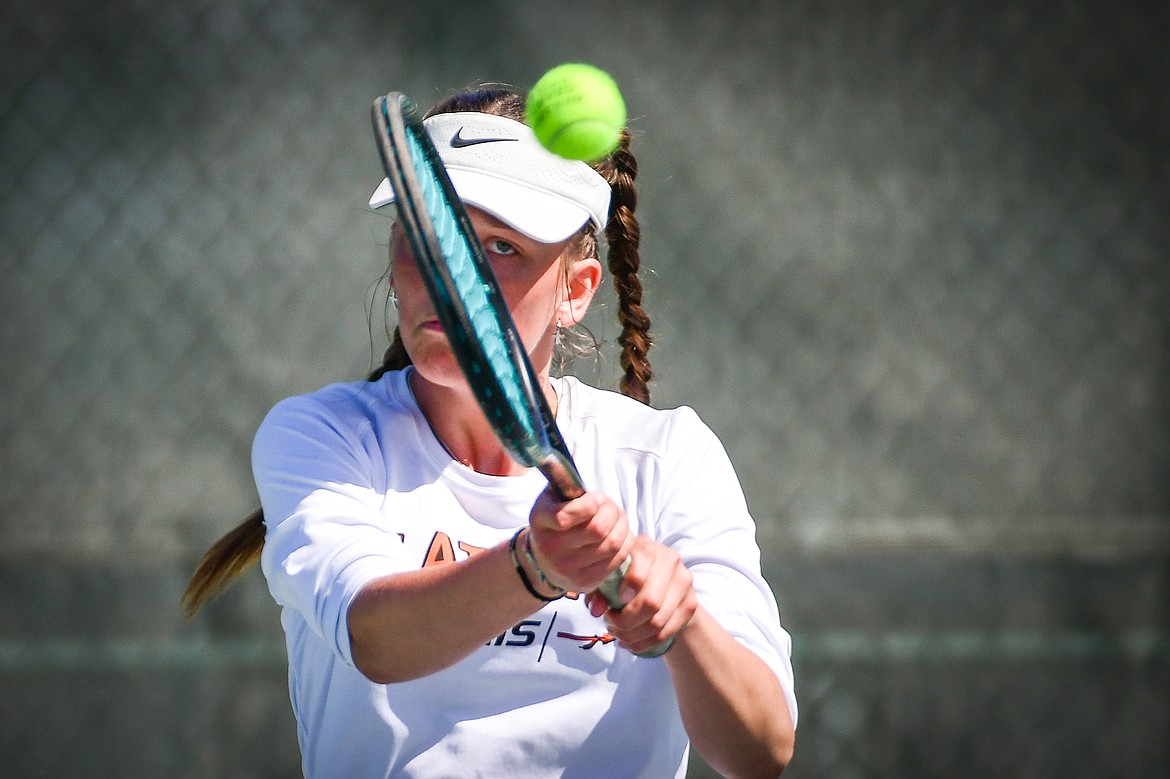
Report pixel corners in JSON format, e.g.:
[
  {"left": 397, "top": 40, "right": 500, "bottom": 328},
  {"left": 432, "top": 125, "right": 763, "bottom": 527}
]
[
  {"left": 597, "top": 556, "right": 675, "bottom": 659},
  {"left": 540, "top": 455, "right": 673, "bottom": 657},
  {"left": 540, "top": 452, "right": 586, "bottom": 502}
]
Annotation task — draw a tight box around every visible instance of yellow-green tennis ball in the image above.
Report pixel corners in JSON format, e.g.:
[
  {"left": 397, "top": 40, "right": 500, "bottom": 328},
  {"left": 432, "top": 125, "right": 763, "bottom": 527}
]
[{"left": 526, "top": 63, "right": 626, "bottom": 162}]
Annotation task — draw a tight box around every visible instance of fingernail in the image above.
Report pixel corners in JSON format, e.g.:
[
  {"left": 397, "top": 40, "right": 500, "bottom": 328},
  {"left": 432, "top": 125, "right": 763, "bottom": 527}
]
[{"left": 620, "top": 586, "right": 636, "bottom": 603}]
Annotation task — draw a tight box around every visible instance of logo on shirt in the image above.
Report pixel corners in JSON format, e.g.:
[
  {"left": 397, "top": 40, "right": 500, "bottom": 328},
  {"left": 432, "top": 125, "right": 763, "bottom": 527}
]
[
  {"left": 486, "top": 617, "right": 617, "bottom": 660},
  {"left": 556, "top": 632, "right": 617, "bottom": 650}
]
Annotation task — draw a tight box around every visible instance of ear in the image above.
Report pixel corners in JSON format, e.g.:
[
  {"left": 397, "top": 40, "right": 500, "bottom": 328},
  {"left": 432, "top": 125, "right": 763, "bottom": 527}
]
[{"left": 558, "top": 256, "right": 603, "bottom": 327}]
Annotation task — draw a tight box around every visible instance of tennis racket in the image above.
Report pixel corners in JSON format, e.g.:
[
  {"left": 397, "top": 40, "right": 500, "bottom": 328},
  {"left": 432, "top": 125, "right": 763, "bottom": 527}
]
[{"left": 371, "top": 91, "right": 671, "bottom": 657}]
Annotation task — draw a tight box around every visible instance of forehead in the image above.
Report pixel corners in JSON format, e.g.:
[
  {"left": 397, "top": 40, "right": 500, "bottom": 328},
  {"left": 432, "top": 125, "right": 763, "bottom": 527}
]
[
  {"left": 464, "top": 205, "right": 513, "bottom": 233},
  {"left": 389, "top": 205, "right": 579, "bottom": 268},
  {"left": 388, "top": 206, "right": 527, "bottom": 245},
  {"left": 466, "top": 205, "right": 577, "bottom": 254}
]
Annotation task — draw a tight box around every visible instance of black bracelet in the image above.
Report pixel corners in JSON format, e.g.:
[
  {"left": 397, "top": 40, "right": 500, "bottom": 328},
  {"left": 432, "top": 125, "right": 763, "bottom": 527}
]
[
  {"left": 509, "top": 529, "right": 560, "bottom": 602},
  {"left": 521, "top": 530, "right": 567, "bottom": 596}
]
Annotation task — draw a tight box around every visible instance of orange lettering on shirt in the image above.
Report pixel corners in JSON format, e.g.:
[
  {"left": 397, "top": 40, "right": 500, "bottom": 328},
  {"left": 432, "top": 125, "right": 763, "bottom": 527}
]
[
  {"left": 459, "top": 541, "right": 486, "bottom": 557},
  {"left": 421, "top": 532, "right": 457, "bottom": 567}
]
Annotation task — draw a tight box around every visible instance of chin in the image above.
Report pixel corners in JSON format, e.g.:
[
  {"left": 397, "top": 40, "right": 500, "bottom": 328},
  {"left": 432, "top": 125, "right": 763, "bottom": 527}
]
[{"left": 409, "top": 348, "right": 467, "bottom": 389}]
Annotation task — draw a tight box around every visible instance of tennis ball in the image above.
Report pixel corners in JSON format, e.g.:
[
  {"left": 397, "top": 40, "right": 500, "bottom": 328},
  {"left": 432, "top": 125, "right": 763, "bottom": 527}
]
[{"left": 526, "top": 63, "right": 626, "bottom": 162}]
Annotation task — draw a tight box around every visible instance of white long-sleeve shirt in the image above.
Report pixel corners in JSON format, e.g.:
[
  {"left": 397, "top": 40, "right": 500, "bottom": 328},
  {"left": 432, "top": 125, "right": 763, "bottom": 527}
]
[{"left": 256, "top": 369, "right": 796, "bottom": 778}]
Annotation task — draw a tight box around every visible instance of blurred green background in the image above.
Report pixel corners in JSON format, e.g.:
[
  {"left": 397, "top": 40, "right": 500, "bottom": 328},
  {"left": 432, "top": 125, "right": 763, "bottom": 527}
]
[{"left": 2, "top": 0, "right": 1167, "bottom": 776}]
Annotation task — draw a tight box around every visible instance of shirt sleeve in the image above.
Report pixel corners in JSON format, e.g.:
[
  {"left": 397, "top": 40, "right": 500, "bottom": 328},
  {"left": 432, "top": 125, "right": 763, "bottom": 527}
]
[
  {"left": 253, "top": 390, "right": 413, "bottom": 668},
  {"left": 657, "top": 407, "right": 798, "bottom": 726}
]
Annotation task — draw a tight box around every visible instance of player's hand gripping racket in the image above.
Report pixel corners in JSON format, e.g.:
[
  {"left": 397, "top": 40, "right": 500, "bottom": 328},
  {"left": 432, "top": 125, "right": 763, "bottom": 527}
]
[{"left": 372, "top": 92, "right": 671, "bottom": 658}]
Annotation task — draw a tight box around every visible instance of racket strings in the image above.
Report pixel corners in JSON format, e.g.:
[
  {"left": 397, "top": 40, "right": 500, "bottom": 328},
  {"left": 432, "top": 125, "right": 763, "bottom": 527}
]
[{"left": 402, "top": 126, "right": 538, "bottom": 444}]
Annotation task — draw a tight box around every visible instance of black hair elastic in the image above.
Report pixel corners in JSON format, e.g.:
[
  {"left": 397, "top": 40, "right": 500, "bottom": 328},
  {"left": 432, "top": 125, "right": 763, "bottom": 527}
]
[
  {"left": 509, "top": 528, "right": 561, "bottom": 602},
  {"left": 521, "top": 530, "right": 567, "bottom": 597}
]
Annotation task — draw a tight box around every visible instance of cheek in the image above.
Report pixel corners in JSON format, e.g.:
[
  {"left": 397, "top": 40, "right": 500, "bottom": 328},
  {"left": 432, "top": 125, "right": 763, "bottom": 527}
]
[
  {"left": 503, "top": 267, "right": 564, "bottom": 329},
  {"left": 390, "top": 249, "right": 426, "bottom": 299}
]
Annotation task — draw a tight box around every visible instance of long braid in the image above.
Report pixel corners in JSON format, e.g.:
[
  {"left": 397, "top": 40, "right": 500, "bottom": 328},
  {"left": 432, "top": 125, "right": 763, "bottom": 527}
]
[
  {"left": 183, "top": 257, "right": 415, "bottom": 615},
  {"left": 599, "top": 130, "right": 653, "bottom": 405},
  {"left": 181, "top": 507, "right": 263, "bottom": 617}
]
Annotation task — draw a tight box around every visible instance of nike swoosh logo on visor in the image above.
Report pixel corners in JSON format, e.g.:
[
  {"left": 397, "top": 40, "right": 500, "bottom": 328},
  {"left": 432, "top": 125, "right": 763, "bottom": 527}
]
[{"left": 450, "top": 127, "right": 520, "bottom": 148}]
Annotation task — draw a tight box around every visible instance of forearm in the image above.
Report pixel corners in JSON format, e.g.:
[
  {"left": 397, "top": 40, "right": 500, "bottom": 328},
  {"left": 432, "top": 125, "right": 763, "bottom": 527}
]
[
  {"left": 665, "top": 606, "right": 795, "bottom": 778},
  {"left": 347, "top": 534, "right": 553, "bottom": 683}
]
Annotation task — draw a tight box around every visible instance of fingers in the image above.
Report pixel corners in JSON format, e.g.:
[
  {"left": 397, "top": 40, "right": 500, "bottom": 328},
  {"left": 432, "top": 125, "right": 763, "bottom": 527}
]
[
  {"left": 528, "top": 487, "right": 632, "bottom": 593},
  {"left": 601, "top": 537, "right": 697, "bottom": 655},
  {"left": 585, "top": 591, "right": 610, "bottom": 619}
]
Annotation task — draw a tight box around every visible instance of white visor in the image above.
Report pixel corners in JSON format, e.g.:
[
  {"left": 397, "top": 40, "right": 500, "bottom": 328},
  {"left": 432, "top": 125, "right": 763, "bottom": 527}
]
[{"left": 369, "top": 112, "right": 612, "bottom": 244}]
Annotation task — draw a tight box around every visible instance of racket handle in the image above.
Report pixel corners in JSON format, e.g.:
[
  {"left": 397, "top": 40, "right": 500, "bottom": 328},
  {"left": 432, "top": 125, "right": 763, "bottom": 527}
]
[
  {"left": 598, "top": 556, "right": 675, "bottom": 659},
  {"left": 596, "top": 555, "right": 630, "bottom": 609},
  {"left": 539, "top": 451, "right": 586, "bottom": 502}
]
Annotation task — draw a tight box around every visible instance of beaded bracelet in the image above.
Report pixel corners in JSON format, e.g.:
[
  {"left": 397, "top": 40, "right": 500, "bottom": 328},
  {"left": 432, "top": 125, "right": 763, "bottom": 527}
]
[
  {"left": 521, "top": 530, "right": 567, "bottom": 597},
  {"left": 509, "top": 529, "right": 561, "bottom": 602}
]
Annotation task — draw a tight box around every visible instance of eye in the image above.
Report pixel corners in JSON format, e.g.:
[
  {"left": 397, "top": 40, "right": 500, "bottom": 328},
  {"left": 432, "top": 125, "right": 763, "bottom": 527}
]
[{"left": 483, "top": 238, "right": 518, "bottom": 256}]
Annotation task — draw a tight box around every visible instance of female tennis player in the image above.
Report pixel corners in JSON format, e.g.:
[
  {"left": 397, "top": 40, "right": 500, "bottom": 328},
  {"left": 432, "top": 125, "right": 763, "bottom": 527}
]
[{"left": 185, "top": 86, "right": 796, "bottom": 778}]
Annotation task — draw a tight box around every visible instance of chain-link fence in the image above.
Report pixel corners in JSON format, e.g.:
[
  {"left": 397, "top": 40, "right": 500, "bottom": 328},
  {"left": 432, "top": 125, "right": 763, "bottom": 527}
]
[{"left": 2, "top": 0, "right": 1167, "bottom": 776}]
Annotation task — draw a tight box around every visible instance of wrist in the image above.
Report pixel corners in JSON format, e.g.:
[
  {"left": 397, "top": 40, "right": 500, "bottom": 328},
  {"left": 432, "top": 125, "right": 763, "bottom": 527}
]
[
  {"left": 509, "top": 529, "right": 562, "bottom": 602},
  {"left": 521, "top": 529, "right": 568, "bottom": 598}
]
